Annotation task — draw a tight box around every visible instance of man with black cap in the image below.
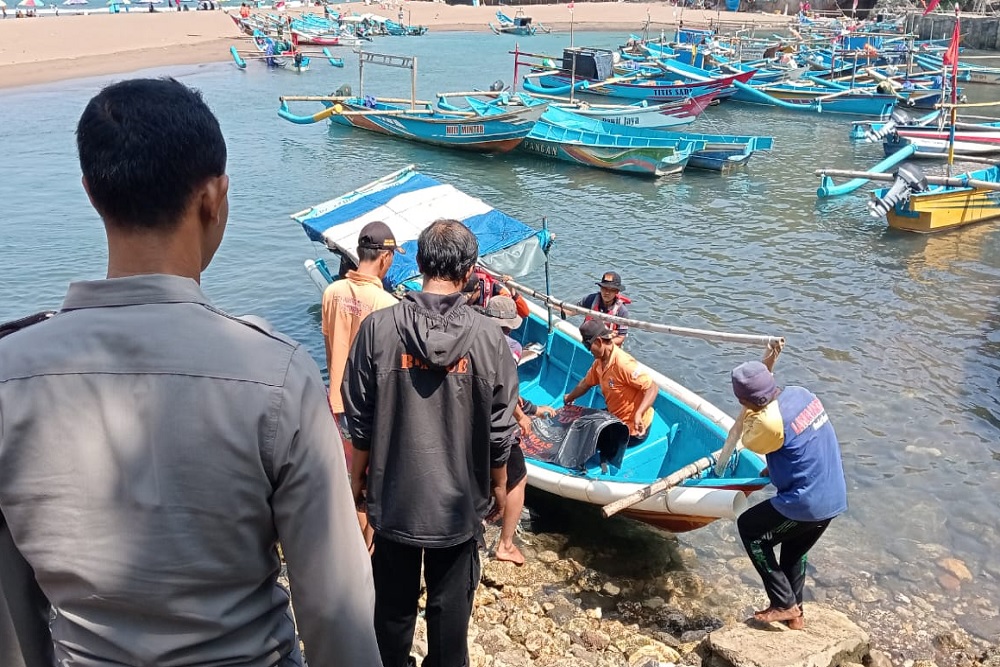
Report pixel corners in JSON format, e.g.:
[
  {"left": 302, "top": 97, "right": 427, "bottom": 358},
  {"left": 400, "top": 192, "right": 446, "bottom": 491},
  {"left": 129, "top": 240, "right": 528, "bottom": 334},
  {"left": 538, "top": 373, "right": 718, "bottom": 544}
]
[
  {"left": 731, "top": 361, "right": 848, "bottom": 630},
  {"left": 322, "top": 220, "right": 401, "bottom": 463},
  {"left": 568, "top": 270, "right": 630, "bottom": 346},
  {"left": 563, "top": 320, "right": 657, "bottom": 441}
]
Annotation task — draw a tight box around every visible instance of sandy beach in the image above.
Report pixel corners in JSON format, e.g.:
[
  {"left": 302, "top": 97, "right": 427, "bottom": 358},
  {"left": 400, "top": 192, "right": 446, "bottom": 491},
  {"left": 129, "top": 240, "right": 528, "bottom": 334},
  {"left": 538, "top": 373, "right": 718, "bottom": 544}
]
[{"left": 0, "top": 3, "right": 794, "bottom": 89}]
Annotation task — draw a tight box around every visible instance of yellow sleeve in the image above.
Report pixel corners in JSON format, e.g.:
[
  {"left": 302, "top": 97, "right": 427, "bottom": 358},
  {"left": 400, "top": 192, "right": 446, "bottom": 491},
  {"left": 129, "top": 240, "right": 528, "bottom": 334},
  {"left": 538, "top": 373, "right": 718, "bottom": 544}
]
[{"left": 741, "top": 402, "right": 784, "bottom": 455}]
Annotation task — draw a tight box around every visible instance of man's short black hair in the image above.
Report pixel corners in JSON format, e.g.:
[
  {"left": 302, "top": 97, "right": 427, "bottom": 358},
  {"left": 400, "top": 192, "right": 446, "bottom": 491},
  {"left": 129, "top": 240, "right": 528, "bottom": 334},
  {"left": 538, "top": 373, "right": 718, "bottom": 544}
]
[
  {"left": 416, "top": 219, "right": 478, "bottom": 284},
  {"left": 357, "top": 246, "right": 388, "bottom": 263},
  {"left": 76, "top": 78, "right": 227, "bottom": 231}
]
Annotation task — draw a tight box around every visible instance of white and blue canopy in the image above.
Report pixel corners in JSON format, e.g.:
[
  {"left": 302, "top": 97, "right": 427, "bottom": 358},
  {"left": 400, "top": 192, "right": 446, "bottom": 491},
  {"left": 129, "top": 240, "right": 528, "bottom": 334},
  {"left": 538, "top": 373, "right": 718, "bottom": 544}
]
[{"left": 291, "top": 166, "right": 550, "bottom": 290}]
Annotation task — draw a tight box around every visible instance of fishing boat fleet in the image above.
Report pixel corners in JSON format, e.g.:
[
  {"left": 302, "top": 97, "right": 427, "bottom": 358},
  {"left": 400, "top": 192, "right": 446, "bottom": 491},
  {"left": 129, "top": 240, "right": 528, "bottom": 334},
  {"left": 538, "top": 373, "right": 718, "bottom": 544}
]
[
  {"left": 228, "top": 8, "right": 426, "bottom": 71},
  {"left": 259, "top": 10, "right": 1000, "bottom": 231}
]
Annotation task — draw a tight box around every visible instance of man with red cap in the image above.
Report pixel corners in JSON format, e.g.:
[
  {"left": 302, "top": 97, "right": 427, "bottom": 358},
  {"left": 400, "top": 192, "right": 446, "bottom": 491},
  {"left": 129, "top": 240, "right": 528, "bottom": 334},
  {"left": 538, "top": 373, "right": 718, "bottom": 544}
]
[{"left": 731, "top": 361, "right": 848, "bottom": 630}]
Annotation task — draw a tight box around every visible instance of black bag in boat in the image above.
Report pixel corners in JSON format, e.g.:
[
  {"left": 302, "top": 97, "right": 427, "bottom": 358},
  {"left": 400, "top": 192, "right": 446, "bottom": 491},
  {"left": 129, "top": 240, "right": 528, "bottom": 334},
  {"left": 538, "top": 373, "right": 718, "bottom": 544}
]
[{"left": 521, "top": 405, "right": 629, "bottom": 470}]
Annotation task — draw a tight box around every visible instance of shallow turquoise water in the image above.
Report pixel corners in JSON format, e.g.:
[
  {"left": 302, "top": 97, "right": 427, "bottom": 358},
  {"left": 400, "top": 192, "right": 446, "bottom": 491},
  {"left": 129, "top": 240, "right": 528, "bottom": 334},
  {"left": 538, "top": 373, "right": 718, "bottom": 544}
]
[{"left": 1, "top": 31, "right": 998, "bottom": 638}]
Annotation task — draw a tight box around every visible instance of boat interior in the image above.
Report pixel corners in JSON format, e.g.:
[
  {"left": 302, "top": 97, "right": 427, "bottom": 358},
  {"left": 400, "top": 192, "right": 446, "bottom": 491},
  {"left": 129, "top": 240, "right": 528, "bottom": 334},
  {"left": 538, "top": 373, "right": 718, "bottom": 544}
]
[{"left": 509, "top": 311, "right": 766, "bottom": 486}]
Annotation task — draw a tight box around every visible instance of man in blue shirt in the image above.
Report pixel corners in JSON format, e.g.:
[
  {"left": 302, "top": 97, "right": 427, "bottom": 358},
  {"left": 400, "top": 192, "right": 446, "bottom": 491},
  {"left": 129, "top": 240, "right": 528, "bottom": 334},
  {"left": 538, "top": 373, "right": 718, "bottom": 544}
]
[{"left": 731, "top": 361, "right": 848, "bottom": 630}]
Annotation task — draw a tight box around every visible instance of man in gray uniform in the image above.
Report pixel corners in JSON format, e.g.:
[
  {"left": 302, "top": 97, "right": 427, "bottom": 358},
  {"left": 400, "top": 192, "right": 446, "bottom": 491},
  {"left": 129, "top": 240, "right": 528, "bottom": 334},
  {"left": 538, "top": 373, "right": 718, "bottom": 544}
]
[{"left": 0, "top": 78, "right": 381, "bottom": 667}]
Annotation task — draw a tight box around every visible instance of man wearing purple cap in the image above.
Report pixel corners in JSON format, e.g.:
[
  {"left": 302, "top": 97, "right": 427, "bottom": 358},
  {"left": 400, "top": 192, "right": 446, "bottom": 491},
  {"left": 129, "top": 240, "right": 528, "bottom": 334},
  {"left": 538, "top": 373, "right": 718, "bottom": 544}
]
[{"left": 731, "top": 361, "right": 847, "bottom": 629}]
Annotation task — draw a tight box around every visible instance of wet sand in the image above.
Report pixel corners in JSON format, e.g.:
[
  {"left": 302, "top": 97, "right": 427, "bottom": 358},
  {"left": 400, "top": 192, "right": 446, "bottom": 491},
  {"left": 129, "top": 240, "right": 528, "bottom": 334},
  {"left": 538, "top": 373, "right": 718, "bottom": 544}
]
[{"left": 0, "top": 3, "right": 794, "bottom": 89}]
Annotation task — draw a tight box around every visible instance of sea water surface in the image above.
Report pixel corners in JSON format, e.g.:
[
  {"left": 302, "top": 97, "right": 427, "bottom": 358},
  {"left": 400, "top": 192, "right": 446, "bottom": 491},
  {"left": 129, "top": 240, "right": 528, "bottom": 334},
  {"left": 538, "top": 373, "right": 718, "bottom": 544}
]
[{"left": 1, "top": 30, "right": 998, "bottom": 647}]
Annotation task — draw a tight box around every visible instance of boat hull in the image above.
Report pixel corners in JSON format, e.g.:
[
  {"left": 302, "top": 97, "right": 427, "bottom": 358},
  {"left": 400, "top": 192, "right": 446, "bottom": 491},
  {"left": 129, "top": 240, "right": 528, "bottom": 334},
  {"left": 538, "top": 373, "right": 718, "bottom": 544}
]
[
  {"left": 515, "top": 299, "right": 767, "bottom": 533},
  {"left": 328, "top": 100, "right": 545, "bottom": 153},
  {"left": 884, "top": 186, "right": 1000, "bottom": 233},
  {"left": 566, "top": 92, "right": 716, "bottom": 130},
  {"left": 519, "top": 137, "right": 687, "bottom": 176}
]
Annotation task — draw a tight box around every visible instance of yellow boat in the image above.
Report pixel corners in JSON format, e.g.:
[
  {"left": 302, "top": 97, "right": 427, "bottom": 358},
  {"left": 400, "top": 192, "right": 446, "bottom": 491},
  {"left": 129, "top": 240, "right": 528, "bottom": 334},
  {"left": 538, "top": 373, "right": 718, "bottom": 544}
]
[{"left": 871, "top": 164, "right": 1000, "bottom": 234}]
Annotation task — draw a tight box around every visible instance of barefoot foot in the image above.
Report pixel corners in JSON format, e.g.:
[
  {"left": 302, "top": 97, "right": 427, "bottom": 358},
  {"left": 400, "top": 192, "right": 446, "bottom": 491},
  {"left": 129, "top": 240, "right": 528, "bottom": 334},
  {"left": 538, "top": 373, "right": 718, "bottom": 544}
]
[{"left": 495, "top": 541, "right": 525, "bottom": 566}]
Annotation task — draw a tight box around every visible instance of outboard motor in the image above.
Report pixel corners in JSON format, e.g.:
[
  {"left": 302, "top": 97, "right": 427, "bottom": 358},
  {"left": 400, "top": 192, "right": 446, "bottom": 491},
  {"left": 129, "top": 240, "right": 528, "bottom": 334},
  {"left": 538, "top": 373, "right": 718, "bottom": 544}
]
[
  {"left": 334, "top": 84, "right": 352, "bottom": 98},
  {"left": 864, "top": 108, "right": 911, "bottom": 143},
  {"left": 868, "top": 163, "right": 928, "bottom": 218},
  {"left": 489, "top": 79, "right": 506, "bottom": 92}
]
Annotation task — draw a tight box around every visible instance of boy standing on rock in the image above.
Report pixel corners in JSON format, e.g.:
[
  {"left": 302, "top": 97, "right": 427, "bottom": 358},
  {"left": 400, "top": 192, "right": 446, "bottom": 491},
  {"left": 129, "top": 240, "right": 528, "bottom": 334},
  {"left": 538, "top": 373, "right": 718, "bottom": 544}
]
[{"left": 731, "top": 361, "right": 848, "bottom": 629}]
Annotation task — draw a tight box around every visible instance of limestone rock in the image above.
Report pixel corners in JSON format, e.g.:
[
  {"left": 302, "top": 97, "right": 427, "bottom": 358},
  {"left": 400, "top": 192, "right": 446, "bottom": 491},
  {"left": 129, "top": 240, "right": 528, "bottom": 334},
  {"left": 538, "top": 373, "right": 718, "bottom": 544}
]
[
  {"left": 603, "top": 581, "right": 622, "bottom": 596},
  {"left": 493, "top": 648, "right": 533, "bottom": 667},
  {"left": 523, "top": 629, "right": 554, "bottom": 658},
  {"left": 478, "top": 627, "right": 517, "bottom": 655},
  {"left": 537, "top": 549, "right": 560, "bottom": 564},
  {"left": 644, "top": 596, "right": 667, "bottom": 610},
  {"left": 937, "top": 573, "right": 962, "bottom": 592},
  {"left": 627, "top": 640, "right": 681, "bottom": 665},
  {"left": 707, "top": 604, "right": 869, "bottom": 667},
  {"left": 938, "top": 557, "right": 973, "bottom": 582},
  {"left": 582, "top": 629, "right": 612, "bottom": 651},
  {"left": 865, "top": 651, "right": 893, "bottom": 667}
]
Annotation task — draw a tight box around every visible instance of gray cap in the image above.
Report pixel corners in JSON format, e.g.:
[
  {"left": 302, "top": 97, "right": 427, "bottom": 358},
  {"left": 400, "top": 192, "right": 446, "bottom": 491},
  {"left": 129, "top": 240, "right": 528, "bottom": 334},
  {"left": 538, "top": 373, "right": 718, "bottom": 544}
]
[{"left": 484, "top": 295, "right": 522, "bottom": 330}]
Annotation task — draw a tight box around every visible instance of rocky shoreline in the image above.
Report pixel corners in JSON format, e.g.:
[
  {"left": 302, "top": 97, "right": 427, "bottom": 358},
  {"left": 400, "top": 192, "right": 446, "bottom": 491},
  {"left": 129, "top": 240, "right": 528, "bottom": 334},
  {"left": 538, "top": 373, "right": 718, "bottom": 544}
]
[
  {"left": 286, "top": 518, "right": 998, "bottom": 666},
  {"left": 406, "top": 524, "right": 998, "bottom": 667}
]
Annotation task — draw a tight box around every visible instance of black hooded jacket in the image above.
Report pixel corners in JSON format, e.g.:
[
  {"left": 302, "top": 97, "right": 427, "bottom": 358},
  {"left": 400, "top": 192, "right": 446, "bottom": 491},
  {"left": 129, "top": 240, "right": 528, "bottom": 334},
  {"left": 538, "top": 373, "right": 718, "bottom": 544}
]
[{"left": 342, "top": 291, "right": 518, "bottom": 548}]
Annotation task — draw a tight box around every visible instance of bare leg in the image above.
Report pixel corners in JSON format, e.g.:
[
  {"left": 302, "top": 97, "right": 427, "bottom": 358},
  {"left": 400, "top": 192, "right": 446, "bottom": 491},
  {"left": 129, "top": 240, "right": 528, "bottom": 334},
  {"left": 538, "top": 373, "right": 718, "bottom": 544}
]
[{"left": 495, "top": 477, "right": 526, "bottom": 565}]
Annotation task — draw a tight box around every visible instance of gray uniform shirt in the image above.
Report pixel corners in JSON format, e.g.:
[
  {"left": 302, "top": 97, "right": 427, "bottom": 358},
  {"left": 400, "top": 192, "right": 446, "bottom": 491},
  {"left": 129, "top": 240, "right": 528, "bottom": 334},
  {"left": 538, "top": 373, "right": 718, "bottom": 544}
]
[{"left": 0, "top": 274, "right": 381, "bottom": 667}]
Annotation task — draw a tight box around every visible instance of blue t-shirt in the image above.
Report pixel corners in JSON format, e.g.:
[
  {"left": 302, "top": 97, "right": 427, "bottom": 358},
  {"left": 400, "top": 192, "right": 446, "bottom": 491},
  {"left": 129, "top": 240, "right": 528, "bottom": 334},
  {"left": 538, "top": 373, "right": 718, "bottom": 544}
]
[{"left": 767, "top": 386, "right": 848, "bottom": 522}]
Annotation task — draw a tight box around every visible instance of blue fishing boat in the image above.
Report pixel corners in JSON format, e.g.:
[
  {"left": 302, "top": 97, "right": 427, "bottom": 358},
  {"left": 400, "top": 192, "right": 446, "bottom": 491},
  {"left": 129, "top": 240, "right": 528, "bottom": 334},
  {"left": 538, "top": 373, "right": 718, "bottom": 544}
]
[
  {"left": 521, "top": 120, "right": 700, "bottom": 177},
  {"left": 540, "top": 106, "right": 773, "bottom": 172},
  {"left": 278, "top": 96, "right": 546, "bottom": 153},
  {"left": 523, "top": 47, "right": 755, "bottom": 103},
  {"left": 290, "top": 166, "right": 771, "bottom": 533},
  {"left": 489, "top": 9, "right": 548, "bottom": 35},
  {"left": 730, "top": 80, "right": 896, "bottom": 117},
  {"left": 230, "top": 30, "right": 310, "bottom": 72}
]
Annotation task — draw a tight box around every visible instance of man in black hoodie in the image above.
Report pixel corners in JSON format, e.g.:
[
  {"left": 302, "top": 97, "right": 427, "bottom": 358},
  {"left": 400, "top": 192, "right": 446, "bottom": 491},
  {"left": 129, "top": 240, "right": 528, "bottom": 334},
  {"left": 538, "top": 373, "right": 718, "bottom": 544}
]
[{"left": 343, "top": 218, "right": 519, "bottom": 667}]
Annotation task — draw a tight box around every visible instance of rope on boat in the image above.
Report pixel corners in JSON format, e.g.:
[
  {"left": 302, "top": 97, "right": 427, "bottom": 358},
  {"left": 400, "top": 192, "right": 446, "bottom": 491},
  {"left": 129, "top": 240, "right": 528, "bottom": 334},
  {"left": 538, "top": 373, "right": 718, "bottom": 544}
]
[{"left": 495, "top": 274, "right": 784, "bottom": 347}]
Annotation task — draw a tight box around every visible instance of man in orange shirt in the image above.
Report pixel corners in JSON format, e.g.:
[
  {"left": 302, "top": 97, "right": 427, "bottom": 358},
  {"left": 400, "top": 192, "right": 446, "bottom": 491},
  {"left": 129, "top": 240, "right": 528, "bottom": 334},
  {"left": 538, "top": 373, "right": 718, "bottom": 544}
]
[
  {"left": 563, "top": 320, "right": 657, "bottom": 440},
  {"left": 322, "top": 221, "right": 400, "bottom": 456}
]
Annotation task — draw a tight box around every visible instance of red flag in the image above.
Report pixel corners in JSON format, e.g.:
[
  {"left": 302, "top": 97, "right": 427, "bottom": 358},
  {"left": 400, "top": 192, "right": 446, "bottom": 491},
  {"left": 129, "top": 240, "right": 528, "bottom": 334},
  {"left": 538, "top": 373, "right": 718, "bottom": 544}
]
[
  {"left": 567, "top": 1, "right": 574, "bottom": 8},
  {"left": 922, "top": 0, "right": 940, "bottom": 15},
  {"left": 942, "top": 12, "right": 960, "bottom": 81}
]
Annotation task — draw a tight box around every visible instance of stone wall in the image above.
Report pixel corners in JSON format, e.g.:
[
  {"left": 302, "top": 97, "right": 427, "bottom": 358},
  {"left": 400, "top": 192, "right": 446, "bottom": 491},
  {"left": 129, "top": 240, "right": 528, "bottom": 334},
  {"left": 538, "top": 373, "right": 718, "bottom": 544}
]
[{"left": 909, "top": 13, "right": 1000, "bottom": 50}]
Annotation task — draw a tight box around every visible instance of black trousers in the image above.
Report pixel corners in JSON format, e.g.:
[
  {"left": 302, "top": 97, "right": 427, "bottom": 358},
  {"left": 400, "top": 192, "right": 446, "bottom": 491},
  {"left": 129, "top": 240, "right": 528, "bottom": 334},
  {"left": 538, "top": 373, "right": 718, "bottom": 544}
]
[
  {"left": 372, "top": 534, "right": 481, "bottom": 667},
  {"left": 737, "top": 499, "right": 832, "bottom": 610}
]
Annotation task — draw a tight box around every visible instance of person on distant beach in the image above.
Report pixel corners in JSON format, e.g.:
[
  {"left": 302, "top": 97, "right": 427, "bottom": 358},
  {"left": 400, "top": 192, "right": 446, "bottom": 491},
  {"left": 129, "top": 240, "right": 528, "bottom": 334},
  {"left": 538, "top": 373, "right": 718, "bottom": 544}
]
[
  {"left": 563, "top": 320, "right": 657, "bottom": 442},
  {"left": 343, "top": 218, "right": 518, "bottom": 667},
  {"left": 0, "top": 78, "right": 381, "bottom": 667},
  {"left": 239, "top": 2, "right": 250, "bottom": 17},
  {"left": 564, "top": 270, "right": 630, "bottom": 346},
  {"left": 731, "top": 361, "right": 848, "bottom": 630},
  {"left": 481, "top": 295, "right": 556, "bottom": 566}
]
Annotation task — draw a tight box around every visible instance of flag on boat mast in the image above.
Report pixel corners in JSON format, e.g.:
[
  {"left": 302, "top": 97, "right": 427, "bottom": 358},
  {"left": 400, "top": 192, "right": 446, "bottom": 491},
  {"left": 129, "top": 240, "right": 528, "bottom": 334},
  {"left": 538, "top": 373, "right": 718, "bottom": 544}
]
[
  {"left": 945, "top": 5, "right": 961, "bottom": 170},
  {"left": 922, "top": 0, "right": 940, "bottom": 16}
]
